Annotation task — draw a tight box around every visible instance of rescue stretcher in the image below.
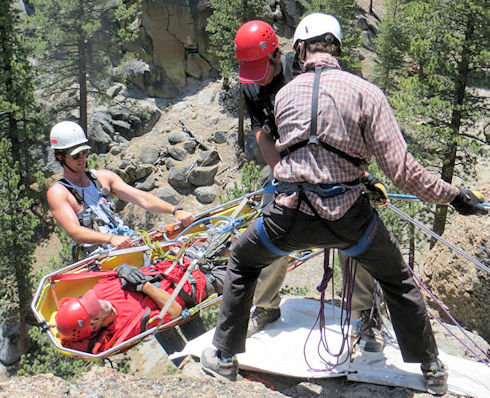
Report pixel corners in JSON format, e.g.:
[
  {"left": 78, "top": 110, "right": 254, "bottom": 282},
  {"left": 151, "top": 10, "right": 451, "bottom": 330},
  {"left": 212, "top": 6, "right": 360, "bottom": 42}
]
[{"left": 31, "top": 191, "right": 323, "bottom": 360}]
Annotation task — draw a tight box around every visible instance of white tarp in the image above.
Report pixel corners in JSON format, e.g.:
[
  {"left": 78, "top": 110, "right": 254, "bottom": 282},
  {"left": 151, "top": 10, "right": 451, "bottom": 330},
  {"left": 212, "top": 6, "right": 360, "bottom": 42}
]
[{"left": 170, "top": 297, "right": 490, "bottom": 397}]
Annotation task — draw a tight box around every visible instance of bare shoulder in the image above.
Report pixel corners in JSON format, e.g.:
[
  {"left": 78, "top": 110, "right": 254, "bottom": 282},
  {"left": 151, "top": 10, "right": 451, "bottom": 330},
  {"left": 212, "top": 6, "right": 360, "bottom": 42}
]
[
  {"left": 46, "top": 182, "right": 69, "bottom": 207},
  {"left": 93, "top": 169, "right": 121, "bottom": 185}
]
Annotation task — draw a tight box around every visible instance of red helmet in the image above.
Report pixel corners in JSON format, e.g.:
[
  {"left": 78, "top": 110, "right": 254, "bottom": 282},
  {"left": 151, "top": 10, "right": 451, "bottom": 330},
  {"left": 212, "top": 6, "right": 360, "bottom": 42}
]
[
  {"left": 235, "top": 21, "right": 279, "bottom": 83},
  {"left": 55, "top": 290, "right": 101, "bottom": 341},
  {"left": 235, "top": 20, "right": 278, "bottom": 61}
]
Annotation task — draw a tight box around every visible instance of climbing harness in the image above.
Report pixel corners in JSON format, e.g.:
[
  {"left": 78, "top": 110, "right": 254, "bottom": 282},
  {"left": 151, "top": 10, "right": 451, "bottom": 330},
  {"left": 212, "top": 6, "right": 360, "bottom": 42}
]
[
  {"left": 284, "top": 65, "right": 367, "bottom": 167},
  {"left": 273, "top": 179, "right": 361, "bottom": 199},
  {"left": 58, "top": 169, "right": 133, "bottom": 259}
]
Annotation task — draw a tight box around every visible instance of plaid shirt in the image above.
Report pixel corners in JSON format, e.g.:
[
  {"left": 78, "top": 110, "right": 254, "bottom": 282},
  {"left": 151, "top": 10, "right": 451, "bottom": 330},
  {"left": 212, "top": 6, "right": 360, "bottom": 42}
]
[{"left": 273, "top": 53, "right": 459, "bottom": 220}]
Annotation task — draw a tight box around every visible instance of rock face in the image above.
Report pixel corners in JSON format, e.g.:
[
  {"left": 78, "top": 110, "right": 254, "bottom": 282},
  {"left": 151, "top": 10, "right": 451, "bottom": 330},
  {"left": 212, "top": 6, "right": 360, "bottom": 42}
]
[
  {"left": 129, "top": 0, "right": 216, "bottom": 95},
  {"left": 421, "top": 184, "right": 490, "bottom": 341}
]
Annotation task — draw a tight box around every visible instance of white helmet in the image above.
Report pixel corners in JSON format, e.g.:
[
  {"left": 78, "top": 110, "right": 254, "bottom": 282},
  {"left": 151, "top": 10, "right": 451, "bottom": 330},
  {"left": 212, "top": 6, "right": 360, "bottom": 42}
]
[
  {"left": 50, "top": 121, "right": 90, "bottom": 153},
  {"left": 293, "top": 13, "right": 342, "bottom": 48}
]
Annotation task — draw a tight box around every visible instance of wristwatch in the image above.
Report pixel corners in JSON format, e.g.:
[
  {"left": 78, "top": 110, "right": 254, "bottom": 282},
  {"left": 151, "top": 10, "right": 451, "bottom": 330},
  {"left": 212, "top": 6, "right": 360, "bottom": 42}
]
[
  {"left": 172, "top": 206, "right": 183, "bottom": 215},
  {"left": 262, "top": 124, "right": 271, "bottom": 135}
]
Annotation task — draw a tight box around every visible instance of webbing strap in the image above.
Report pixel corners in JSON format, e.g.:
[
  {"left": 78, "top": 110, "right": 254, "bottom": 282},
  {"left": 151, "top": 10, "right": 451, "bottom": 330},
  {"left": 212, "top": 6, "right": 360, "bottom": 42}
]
[
  {"left": 256, "top": 216, "right": 291, "bottom": 256},
  {"left": 340, "top": 212, "right": 379, "bottom": 257},
  {"left": 286, "top": 65, "right": 366, "bottom": 167},
  {"left": 309, "top": 66, "right": 322, "bottom": 141},
  {"left": 274, "top": 179, "right": 361, "bottom": 199},
  {"left": 51, "top": 270, "right": 116, "bottom": 283}
]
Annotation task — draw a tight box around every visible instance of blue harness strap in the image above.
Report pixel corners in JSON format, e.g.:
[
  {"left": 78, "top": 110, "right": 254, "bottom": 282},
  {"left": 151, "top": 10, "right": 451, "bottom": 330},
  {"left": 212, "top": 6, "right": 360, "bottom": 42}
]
[
  {"left": 256, "top": 216, "right": 291, "bottom": 256},
  {"left": 340, "top": 212, "right": 379, "bottom": 257},
  {"left": 274, "top": 179, "right": 361, "bottom": 199}
]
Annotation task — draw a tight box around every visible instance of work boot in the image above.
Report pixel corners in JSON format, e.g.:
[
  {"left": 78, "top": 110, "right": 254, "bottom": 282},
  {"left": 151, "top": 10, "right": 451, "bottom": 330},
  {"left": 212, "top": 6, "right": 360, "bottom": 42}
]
[
  {"left": 247, "top": 307, "right": 281, "bottom": 337},
  {"left": 421, "top": 358, "right": 448, "bottom": 395},
  {"left": 201, "top": 348, "right": 238, "bottom": 381},
  {"left": 355, "top": 310, "right": 385, "bottom": 352}
]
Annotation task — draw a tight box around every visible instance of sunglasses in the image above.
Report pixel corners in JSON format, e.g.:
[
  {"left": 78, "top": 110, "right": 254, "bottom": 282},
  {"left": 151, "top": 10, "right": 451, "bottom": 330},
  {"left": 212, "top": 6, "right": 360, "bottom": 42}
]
[{"left": 68, "top": 149, "right": 90, "bottom": 160}]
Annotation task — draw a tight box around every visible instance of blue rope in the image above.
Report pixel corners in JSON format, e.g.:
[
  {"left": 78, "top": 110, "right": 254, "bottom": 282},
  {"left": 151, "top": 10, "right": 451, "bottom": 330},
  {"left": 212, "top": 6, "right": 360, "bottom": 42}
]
[{"left": 387, "top": 192, "right": 489, "bottom": 208}]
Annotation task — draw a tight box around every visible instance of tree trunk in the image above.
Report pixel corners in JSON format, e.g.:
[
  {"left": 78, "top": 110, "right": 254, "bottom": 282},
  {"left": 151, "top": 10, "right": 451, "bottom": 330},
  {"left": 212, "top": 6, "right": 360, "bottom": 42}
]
[
  {"left": 238, "top": 86, "right": 244, "bottom": 151},
  {"left": 78, "top": 38, "right": 88, "bottom": 132},
  {"left": 77, "top": 2, "right": 88, "bottom": 132},
  {"left": 430, "top": 20, "right": 473, "bottom": 247},
  {"left": 14, "top": 254, "right": 31, "bottom": 355}
]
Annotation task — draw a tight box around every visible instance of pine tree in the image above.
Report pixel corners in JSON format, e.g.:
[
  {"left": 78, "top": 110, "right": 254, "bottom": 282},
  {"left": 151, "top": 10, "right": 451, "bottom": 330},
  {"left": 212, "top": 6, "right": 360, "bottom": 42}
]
[
  {"left": 206, "top": 0, "right": 269, "bottom": 80},
  {"left": 378, "top": 0, "right": 488, "bottom": 243},
  {"left": 0, "top": 0, "right": 48, "bottom": 357},
  {"left": 0, "top": 139, "right": 39, "bottom": 355},
  {"left": 27, "top": 0, "right": 128, "bottom": 131},
  {"left": 0, "top": 0, "right": 44, "bottom": 186},
  {"left": 372, "top": 0, "right": 411, "bottom": 93}
]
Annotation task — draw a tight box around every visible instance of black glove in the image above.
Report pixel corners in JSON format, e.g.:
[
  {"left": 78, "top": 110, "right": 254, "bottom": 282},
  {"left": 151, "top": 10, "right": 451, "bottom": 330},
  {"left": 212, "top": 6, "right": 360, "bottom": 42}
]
[
  {"left": 120, "top": 275, "right": 160, "bottom": 292},
  {"left": 362, "top": 173, "right": 388, "bottom": 204},
  {"left": 116, "top": 263, "right": 145, "bottom": 288},
  {"left": 450, "top": 188, "right": 487, "bottom": 216}
]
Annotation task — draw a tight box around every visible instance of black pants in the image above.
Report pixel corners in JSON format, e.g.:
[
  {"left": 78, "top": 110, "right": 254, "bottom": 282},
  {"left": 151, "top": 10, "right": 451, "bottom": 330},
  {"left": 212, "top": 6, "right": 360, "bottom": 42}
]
[{"left": 213, "top": 196, "right": 438, "bottom": 363}]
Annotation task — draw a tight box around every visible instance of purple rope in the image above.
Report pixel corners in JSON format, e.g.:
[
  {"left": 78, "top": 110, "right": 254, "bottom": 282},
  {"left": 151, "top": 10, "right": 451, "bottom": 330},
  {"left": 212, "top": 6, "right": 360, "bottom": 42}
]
[
  {"left": 303, "top": 250, "right": 357, "bottom": 371},
  {"left": 405, "top": 261, "right": 490, "bottom": 366}
]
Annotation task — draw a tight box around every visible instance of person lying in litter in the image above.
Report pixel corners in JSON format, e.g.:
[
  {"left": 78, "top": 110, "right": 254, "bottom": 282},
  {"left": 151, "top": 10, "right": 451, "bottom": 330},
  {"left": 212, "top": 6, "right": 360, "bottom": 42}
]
[{"left": 54, "top": 258, "right": 225, "bottom": 354}]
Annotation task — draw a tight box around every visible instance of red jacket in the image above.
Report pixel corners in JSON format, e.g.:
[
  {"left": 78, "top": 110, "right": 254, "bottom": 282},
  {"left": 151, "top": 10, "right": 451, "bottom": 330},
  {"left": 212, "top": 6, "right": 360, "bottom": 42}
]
[{"left": 63, "top": 258, "right": 207, "bottom": 354}]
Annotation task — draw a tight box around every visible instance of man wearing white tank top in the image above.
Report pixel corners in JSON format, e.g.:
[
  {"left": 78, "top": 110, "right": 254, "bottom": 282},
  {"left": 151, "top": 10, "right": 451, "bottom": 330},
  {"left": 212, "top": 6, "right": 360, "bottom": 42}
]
[
  {"left": 46, "top": 120, "right": 203, "bottom": 359},
  {"left": 47, "top": 120, "right": 194, "bottom": 256}
]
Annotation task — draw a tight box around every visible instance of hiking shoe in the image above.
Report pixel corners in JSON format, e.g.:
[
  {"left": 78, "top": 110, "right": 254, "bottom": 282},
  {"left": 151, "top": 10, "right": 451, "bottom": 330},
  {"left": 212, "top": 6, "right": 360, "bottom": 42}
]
[
  {"left": 247, "top": 307, "right": 281, "bottom": 337},
  {"left": 355, "top": 310, "right": 385, "bottom": 352},
  {"left": 201, "top": 348, "right": 238, "bottom": 381},
  {"left": 421, "top": 358, "right": 448, "bottom": 395}
]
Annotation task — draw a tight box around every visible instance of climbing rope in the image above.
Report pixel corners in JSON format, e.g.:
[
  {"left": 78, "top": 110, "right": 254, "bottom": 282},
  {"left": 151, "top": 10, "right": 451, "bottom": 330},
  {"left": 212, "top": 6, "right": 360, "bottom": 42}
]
[
  {"left": 387, "top": 203, "right": 490, "bottom": 365},
  {"left": 387, "top": 203, "right": 489, "bottom": 274}
]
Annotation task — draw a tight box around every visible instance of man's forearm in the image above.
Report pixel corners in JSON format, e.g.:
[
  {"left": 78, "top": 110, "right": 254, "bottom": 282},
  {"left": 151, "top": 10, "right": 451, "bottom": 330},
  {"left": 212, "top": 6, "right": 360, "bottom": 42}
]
[
  {"left": 142, "top": 282, "right": 183, "bottom": 319},
  {"left": 256, "top": 129, "right": 281, "bottom": 168}
]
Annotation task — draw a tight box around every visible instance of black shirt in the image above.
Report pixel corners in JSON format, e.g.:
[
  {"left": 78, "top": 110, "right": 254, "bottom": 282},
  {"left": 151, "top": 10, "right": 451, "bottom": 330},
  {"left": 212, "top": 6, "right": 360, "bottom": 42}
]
[{"left": 242, "top": 52, "right": 298, "bottom": 139}]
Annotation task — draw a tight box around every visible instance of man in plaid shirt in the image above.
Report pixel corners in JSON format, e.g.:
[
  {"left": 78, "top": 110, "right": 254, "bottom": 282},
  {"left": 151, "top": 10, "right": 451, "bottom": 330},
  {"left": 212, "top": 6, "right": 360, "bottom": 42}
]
[
  {"left": 236, "top": 20, "right": 387, "bottom": 351},
  {"left": 201, "top": 14, "right": 487, "bottom": 394}
]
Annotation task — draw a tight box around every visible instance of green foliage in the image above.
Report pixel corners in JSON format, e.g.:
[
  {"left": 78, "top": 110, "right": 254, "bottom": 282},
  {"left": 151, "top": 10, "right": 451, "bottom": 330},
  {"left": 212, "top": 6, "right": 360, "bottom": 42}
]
[
  {"left": 114, "top": 1, "right": 143, "bottom": 43},
  {"left": 0, "top": 138, "right": 39, "bottom": 346},
  {"left": 373, "top": 0, "right": 411, "bottom": 93},
  {"left": 280, "top": 285, "right": 309, "bottom": 296},
  {"left": 17, "top": 327, "right": 96, "bottom": 380},
  {"left": 201, "top": 305, "right": 220, "bottom": 330},
  {"left": 367, "top": 162, "right": 429, "bottom": 263},
  {"left": 373, "top": 0, "right": 488, "bottom": 239},
  {"left": 300, "top": 0, "right": 363, "bottom": 73},
  {"left": 206, "top": 0, "right": 269, "bottom": 79},
  {"left": 0, "top": 0, "right": 46, "bottom": 185},
  {"left": 55, "top": 224, "right": 74, "bottom": 264},
  {"left": 87, "top": 152, "right": 108, "bottom": 170},
  {"left": 165, "top": 362, "right": 178, "bottom": 375},
  {"left": 26, "top": 0, "right": 135, "bottom": 124},
  {"left": 225, "top": 160, "right": 262, "bottom": 201},
  {"left": 376, "top": 0, "right": 487, "bottom": 175}
]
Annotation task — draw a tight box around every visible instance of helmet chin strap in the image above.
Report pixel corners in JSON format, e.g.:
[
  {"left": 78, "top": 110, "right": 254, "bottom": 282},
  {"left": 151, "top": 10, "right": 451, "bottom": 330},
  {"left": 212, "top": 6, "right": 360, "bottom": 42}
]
[{"left": 61, "top": 157, "right": 79, "bottom": 174}]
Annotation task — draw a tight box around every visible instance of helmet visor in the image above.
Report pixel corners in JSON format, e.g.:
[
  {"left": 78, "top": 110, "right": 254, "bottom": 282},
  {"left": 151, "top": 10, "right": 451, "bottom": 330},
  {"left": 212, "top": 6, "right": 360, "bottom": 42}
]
[
  {"left": 238, "top": 57, "right": 270, "bottom": 83},
  {"left": 67, "top": 144, "right": 91, "bottom": 157},
  {"left": 80, "top": 289, "right": 102, "bottom": 319}
]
